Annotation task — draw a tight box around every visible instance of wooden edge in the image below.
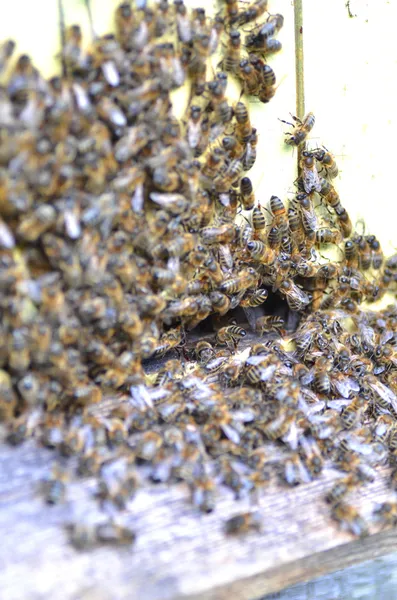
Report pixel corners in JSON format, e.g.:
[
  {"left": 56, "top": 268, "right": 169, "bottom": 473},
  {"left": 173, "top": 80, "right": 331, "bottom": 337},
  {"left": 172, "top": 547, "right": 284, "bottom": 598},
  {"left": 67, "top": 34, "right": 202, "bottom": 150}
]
[{"left": 185, "top": 528, "right": 397, "bottom": 600}]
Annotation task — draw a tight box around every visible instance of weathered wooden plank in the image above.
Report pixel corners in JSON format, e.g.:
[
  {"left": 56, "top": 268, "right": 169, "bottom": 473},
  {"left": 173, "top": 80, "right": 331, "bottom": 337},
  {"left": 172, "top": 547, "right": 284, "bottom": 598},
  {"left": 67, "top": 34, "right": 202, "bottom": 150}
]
[
  {"left": 264, "top": 550, "right": 397, "bottom": 600},
  {"left": 0, "top": 439, "right": 396, "bottom": 600}
]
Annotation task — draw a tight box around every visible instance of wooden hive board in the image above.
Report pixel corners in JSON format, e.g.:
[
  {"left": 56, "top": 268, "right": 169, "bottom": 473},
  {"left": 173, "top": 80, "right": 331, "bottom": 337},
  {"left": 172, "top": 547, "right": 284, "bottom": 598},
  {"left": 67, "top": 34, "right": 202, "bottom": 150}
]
[{"left": 1, "top": 436, "right": 397, "bottom": 600}]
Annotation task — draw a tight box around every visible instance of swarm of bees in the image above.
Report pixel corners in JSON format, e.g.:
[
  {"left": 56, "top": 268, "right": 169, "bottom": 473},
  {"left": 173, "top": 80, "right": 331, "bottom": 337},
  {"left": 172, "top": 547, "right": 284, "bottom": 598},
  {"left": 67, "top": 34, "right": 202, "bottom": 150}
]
[{"left": 1, "top": 0, "right": 397, "bottom": 548}]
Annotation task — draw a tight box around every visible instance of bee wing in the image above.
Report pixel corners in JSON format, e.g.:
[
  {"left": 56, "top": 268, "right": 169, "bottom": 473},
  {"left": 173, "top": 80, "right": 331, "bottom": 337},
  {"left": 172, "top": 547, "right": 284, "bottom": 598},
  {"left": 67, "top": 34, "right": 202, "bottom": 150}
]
[
  {"left": 327, "top": 399, "right": 351, "bottom": 411},
  {"left": 305, "top": 400, "right": 326, "bottom": 416},
  {"left": 131, "top": 183, "right": 144, "bottom": 213},
  {"left": 129, "top": 385, "right": 153, "bottom": 409},
  {"left": 64, "top": 211, "right": 81, "bottom": 240},
  {"left": 232, "top": 409, "right": 256, "bottom": 423},
  {"left": 149, "top": 388, "right": 171, "bottom": 404},
  {"left": 0, "top": 219, "right": 15, "bottom": 249},
  {"left": 246, "top": 355, "right": 268, "bottom": 366},
  {"left": 221, "top": 424, "right": 241, "bottom": 445},
  {"left": 187, "top": 121, "right": 201, "bottom": 149},
  {"left": 102, "top": 61, "right": 120, "bottom": 87},
  {"left": 368, "top": 379, "right": 397, "bottom": 412},
  {"left": 297, "top": 457, "right": 312, "bottom": 483},
  {"left": 281, "top": 422, "right": 300, "bottom": 451},
  {"left": 300, "top": 367, "right": 315, "bottom": 387},
  {"left": 149, "top": 193, "right": 188, "bottom": 214},
  {"left": 259, "top": 364, "right": 277, "bottom": 381},
  {"left": 303, "top": 167, "right": 321, "bottom": 194},
  {"left": 300, "top": 387, "right": 320, "bottom": 404},
  {"left": 343, "top": 435, "right": 373, "bottom": 456},
  {"left": 379, "top": 330, "right": 393, "bottom": 345},
  {"left": 332, "top": 376, "right": 359, "bottom": 399},
  {"left": 300, "top": 206, "right": 318, "bottom": 231},
  {"left": 230, "top": 290, "right": 246, "bottom": 310},
  {"left": 205, "top": 357, "right": 228, "bottom": 371},
  {"left": 167, "top": 256, "right": 180, "bottom": 272},
  {"left": 72, "top": 83, "right": 92, "bottom": 113},
  {"left": 291, "top": 283, "right": 311, "bottom": 305}
]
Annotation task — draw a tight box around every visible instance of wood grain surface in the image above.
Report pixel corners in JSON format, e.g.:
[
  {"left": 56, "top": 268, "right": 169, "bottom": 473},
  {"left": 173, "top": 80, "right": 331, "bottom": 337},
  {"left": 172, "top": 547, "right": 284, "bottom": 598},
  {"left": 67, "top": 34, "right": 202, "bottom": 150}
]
[{"left": 1, "top": 438, "right": 397, "bottom": 600}]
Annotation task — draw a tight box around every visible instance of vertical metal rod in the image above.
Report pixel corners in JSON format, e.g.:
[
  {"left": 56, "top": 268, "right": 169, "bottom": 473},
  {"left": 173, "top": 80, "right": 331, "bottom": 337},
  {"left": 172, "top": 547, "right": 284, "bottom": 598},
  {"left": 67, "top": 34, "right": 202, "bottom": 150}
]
[
  {"left": 84, "top": 0, "right": 96, "bottom": 40},
  {"left": 294, "top": 0, "right": 305, "bottom": 120},
  {"left": 58, "top": 0, "right": 67, "bottom": 77}
]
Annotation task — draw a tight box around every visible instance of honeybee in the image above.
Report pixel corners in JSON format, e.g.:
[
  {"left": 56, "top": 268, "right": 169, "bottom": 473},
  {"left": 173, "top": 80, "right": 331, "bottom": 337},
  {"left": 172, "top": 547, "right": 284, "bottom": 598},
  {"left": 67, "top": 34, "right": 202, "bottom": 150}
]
[
  {"left": 256, "top": 315, "right": 285, "bottom": 336},
  {"left": 283, "top": 452, "right": 311, "bottom": 486},
  {"left": 246, "top": 240, "right": 274, "bottom": 266},
  {"left": 6, "top": 409, "right": 42, "bottom": 445},
  {"left": 67, "top": 522, "right": 136, "bottom": 550},
  {"left": 222, "top": 135, "right": 245, "bottom": 161},
  {"left": 366, "top": 235, "right": 383, "bottom": 270},
  {"left": 162, "top": 296, "right": 200, "bottom": 323},
  {"left": 331, "top": 502, "right": 368, "bottom": 537},
  {"left": 201, "top": 223, "right": 235, "bottom": 245},
  {"left": 214, "top": 159, "right": 243, "bottom": 193},
  {"left": 296, "top": 193, "right": 317, "bottom": 235},
  {"left": 16, "top": 205, "right": 57, "bottom": 242},
  {"left": 216, "top": 325, "right": 246, "bottom": 352},
  {"left": 219, "top": 267, "right": 258, "bottom": 294},
  {"left": 279, "top": 279, "right": 311, "bottom": 311},
  {"left": 15, "top": 371, "right": 41, "bottom": 408},
  {"left": 223, "top": 30, "right": 242, "bottom": 75},
  {"left": 235, "top": 0, "right": 268, "bottom": 26},
  {"left": 344, "top": 239, "right": 358, "bottom": 267},
  {"left": 240, "top": 288, "right": 268, "bottom": 307},
  {"left": 0, "top": 39, "right": 15, "bottom": 75},
  {"left": 268, "top": 195, "right": 288, "bottom": 234},
  {"left": 251, "top": 204, "right": 267, "bottom": 239},
  {"left": 299, "top": 435, "right": 323, "bottom": 477},
  {"left": 257, "top": 13, "right": 284, "bottom": 38},
  {"left": 325, "top": 475, "right": 358, "bottom": 505},
  {"left": 313, "top": 148, "right": 338, "bottom": 179},
  {"left": 42, "top": 464, "right": 69, "bottom": 505},
  {"left": 153, "top": 327, "right": 184, "bottom": 358},
  {"left": 340, "top": 397, "right": 367, "bottom": 429},
  {"left": 195, "top": 340, "right": 215, "bottom": 365},
  {"left": 282, "top": 112, "right": 315, "bottom": 146},
  {"left": 238, "top": 59, "right": 260, "bottom": 97},
  {"left": 373, "top": 502, "right": 397, "bottom": 528},
  {"left": 210, "top": 291, "right": 231, "bottom": 315},
  {"left": 207, "top": 77, "right": 233, "bottom": 123},
  {"left": 185, "top": 105, "right": 204, "bottom": 153},
  {"left": 311, "top": 358, "right": 331, "bottom": 395},
  {"left": 190, "top": 474, "right": 216, "bottom": 513},
  {"left": 372, "top": 414, "right": 395, "bottom": 443},
  {"left": 316, "top": 228, "right": 342, "bottom": 245},
  {"left": 300, "top": 152, "right": 322, "bottom": 194},
  {"left": 8, "top": 328, "right": 30, "bottom": 373},
  {"left": 234, "top": 101, "right": 253, "bottom": 143},
  {"left": 351, "top": 234, "right": 371, "bottom": 271},
  {"left": 243, "top": 129, "right": 257, "bottom": 171},
  {"left": 287, "top": 205, "right": 304, "bottom": 250},
  {"left": 225, "top": 511, "right": 262, "bottom": 535},
  {"left": 245, "top": 34, "right": 282, "bottom": 57},
  {"left": 258, "top": 407, "right": 295, "bottom": 440}
]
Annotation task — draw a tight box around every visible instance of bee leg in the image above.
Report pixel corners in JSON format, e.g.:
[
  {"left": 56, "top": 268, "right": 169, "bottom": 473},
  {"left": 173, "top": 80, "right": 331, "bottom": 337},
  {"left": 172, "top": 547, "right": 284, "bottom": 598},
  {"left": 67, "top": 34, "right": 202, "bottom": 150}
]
[{"left": 278, "top": 118, "right": 294, "bottom": 127}]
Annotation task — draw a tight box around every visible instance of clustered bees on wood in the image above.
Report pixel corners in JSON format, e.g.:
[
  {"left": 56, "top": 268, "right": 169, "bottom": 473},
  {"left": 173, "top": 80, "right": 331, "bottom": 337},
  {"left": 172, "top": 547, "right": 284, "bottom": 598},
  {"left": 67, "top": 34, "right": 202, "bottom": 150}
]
[{"left": 1, "top": 1, "right": 397, "bottom": 548}]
